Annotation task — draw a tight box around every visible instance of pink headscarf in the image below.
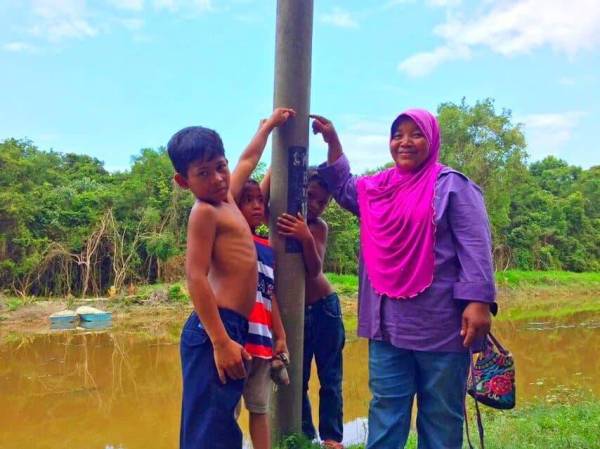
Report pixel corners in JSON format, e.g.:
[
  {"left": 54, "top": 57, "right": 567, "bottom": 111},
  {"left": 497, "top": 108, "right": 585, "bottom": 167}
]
[{"left": 356, "top": 109, "right": 444, "bottom": 298}]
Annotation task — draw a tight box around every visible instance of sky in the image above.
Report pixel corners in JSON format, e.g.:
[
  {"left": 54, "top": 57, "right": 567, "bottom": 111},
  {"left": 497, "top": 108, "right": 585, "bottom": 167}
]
[{"left": 1, "top": 0, "right": 599, "bottom": 174}]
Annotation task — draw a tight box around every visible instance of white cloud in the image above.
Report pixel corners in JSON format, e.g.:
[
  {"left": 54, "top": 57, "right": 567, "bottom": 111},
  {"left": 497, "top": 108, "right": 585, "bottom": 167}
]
[
  {"left": 18, "top": 0, "right": 215, "bottom": 45},
  {"left": 154, "top": 0, "right": 177, "bottom": 11},
  {"left": 398, "top": 44, "right": 471, "bottom": 77},
  {"left": 109, "top": 0, "right": 144, "bottom": 11},
  {"left": 383, "top": 0, "right": 414, "bottom": 7},
  {"left": 119, "top": 18, "right": 145, "bottom": 31},
  {"left": 3, "top": 41, "right": 37, "bottom": 52},
  {"left": 320, "top": 7, "right": 359, "bottom": 29},
  {"left": 427, "top": 0, "right": 461, "bottom": 6},
  {"left": 558, "top": 76, "right": 577, "bottom": 86},
  {"left": 399, "top": 0, "right": 600, "bottom": 76},
  {"left": 519, "top": 111, "right": 586, "bottom": 161},
  {"left": 29, "top": 0, "right": 98, "bottom": 42},
  {"left": 154, "top": 0, "right": 214, "bottom": 13},
  {"left": 384, "top": 0, "right": 461, "bottom": 8}
]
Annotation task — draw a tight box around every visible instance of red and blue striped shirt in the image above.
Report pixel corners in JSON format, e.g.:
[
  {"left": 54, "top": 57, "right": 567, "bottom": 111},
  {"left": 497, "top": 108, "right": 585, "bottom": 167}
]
[{"left": 245, "top": 235, "right": 275, "bottom": 359}]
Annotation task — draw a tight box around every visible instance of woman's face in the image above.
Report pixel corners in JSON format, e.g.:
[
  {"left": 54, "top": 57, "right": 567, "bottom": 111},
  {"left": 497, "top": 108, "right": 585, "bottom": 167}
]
[{"left": 389, "top": 118, "right": 430, "bottom": 171}]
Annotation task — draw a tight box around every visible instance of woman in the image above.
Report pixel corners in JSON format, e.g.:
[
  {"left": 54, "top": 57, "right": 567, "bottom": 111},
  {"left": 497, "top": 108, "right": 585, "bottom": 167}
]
[{"left": 311, "top": 109, "right": 496, "bottom": 449}]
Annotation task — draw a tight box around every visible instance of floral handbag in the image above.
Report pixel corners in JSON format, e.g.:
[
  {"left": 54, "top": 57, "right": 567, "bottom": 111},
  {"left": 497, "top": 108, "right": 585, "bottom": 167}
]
[
  {"left": 465, "top": 332, "right": 516, "bottom": 449},
  {"left": 467, "top": 332, "right": 516, "bottom": 410}
]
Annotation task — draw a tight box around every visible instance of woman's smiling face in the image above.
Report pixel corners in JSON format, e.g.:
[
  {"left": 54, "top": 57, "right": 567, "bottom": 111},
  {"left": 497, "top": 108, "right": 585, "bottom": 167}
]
[{"left": 389, "top": 117, "right": 430, "bottom": 172}]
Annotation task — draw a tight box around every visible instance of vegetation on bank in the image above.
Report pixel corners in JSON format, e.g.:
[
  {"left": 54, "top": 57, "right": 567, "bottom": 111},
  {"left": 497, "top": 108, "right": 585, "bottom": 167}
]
[
  {"left": 329, "top": 270, "right": 600, "bottom": 292},
  {"left": 1, "top": 98, "right": 599, "bottom": 299},
  {"left": 496, "top": 270, "right": 600, "bottom": 287}
]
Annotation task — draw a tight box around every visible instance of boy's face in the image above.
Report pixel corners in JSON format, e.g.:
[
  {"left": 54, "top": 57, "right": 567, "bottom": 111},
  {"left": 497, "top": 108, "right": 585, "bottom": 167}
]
[
  {"left": 239, "top": 183, "right": 265, "bottom": 229},
  {"left": 174, "top": 156, "right": 230, "bottom": 204},
  {"left": 307, "top": 181, "right": 330, "bottom": 221}
]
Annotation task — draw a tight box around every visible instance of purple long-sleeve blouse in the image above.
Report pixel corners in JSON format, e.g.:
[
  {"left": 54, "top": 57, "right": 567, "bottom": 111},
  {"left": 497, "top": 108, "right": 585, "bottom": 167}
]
[{"left": 318, "top": 155, "right": 496, "bottom": 352}]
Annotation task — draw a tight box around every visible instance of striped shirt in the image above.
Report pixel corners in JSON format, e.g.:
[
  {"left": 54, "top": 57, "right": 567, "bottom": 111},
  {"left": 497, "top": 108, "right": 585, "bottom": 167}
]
[{"left": 245, "top": 235, "right": 275, "bottom": 359}]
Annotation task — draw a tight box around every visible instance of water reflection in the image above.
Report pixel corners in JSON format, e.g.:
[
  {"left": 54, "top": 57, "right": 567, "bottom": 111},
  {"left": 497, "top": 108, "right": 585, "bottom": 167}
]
[{"left": 0, "top": 312, "right": 598, "bottom": 449}]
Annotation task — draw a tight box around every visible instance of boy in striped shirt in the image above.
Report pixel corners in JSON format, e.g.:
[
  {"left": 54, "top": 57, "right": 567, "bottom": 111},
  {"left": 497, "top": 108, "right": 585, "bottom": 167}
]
[{"left": 237, "top": 178, "right": 288, "bottom": 449}]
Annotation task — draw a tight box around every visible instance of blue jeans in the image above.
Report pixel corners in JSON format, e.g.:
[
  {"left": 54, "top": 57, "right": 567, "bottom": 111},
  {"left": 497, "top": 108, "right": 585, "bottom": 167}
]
[
  {"left": 367, "top": 340, "right": 469, "bottom": 449},
  {"left": 179, "top": 309, "right": 248, "bottom": 449},
  {"left": 302, "top": 293, "right": 345, "bottom": 442}
]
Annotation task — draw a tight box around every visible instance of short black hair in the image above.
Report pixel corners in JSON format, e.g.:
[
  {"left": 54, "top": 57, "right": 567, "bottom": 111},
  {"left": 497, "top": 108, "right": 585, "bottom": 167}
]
[
  {"left": 236, "top": 179, "right": 261, "bottom": 206},
  {"left": 167, "top": 126, "right": 225, "bottom": 176},
  {"left": 307, "top": 168, "right": 329, "bottom": 192}
]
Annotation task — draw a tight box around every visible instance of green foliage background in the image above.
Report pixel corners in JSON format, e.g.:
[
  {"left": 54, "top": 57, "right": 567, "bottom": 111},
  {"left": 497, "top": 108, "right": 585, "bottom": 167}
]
[{"left": 1, "top": 99, "right": 598, "bottom": 297}]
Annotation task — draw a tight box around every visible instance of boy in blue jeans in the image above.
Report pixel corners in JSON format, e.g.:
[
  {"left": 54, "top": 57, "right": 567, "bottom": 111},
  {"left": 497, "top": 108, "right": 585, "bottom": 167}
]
[
  {"left": 167, "top": 107, "right": 294, "bottom": 449},
  {"left": 275, "top": 170, "right": 345, "bottom": 449}
]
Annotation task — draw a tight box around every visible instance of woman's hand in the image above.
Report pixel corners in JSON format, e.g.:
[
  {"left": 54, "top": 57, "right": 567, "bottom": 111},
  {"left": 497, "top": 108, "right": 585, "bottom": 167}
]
[
  {"left": 461, "top": 302, "right": 491, "bottom": 347},
  {"left": 310, "top": 114, "right": 339, "bottom": 144},
  {"left": 277, "top": 212, "right": 312, "bottom": 242},
  {"left": 310, "top": 114, "right": 343, "bottom": 164}
]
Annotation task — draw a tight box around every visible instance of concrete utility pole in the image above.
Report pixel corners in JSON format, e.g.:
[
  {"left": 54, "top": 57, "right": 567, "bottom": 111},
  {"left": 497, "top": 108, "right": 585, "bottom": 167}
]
[{"left": 269, "top": 0, "right": 314, "bottom": 440}]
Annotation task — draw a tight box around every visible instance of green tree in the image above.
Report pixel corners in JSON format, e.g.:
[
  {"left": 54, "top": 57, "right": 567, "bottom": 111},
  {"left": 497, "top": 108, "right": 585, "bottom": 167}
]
[{"left": 437, "top": 98, "right": 529, "bottom": 267}]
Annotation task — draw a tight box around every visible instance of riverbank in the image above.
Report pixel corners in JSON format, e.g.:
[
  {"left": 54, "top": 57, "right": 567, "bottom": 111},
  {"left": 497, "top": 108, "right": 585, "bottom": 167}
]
[
  {"left": 328, "top": 271, "right": 600, "bottom": 332},
  {"left": 1, "top": 271, "right": 599, "bottom": 336}
]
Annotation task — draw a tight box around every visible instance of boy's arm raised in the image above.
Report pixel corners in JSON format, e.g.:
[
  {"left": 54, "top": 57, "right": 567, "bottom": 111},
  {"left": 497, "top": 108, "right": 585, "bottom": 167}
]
[
  {"left": 230, "top": 108, "right": 295, "bottom": 202},
  {"left": 186, "top": 203, "right": 251, "bottom": 383},
  {"left": 259, "top": 167, "right": 271, "bottom": 206},
  {"left": 259, "top": 167, "right": 271, "bottom": 221}
]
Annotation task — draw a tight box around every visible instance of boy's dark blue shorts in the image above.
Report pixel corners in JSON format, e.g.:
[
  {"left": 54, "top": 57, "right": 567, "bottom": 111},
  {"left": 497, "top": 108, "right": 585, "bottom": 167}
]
[{"left": 180, "top": 308, "right": 249, "bottom": 449}]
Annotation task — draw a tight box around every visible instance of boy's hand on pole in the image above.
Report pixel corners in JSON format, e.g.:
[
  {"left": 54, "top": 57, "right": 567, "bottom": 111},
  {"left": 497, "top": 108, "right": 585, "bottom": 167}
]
[
  {"left": 309, "top": 114, "right": 339, "bottom": 144},
  {"left": 213, "top": 338, "right": 252, "bottom": 383},
  {"left": 267, "top": 107, "right": 296, "bottom": 128},
  {"left": 276, "top": 212, "right": 312, "bottom": 242},
  {"left": 460, "top": 302, "right": 491, "bottom": 347}
]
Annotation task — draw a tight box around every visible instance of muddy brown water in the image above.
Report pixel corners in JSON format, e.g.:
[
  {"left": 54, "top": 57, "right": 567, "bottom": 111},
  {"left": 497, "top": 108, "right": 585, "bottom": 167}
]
[{"left": 1, "top": 311, "right": 598, "bottom": 448}]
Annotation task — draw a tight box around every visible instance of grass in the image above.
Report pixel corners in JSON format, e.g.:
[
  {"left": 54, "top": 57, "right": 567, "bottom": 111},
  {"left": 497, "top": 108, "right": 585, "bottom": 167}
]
[
  {"left": 274, "top": 434, "right": 364, "bottom": 449},
  {"left": 473, "top": 400, "right": 600, "bottom": 449},
  {"left": 326, "top": 273, "right": 359, "bottom": 296},
  {"left": 327, "top": 270, "right": 600, "bottom": 292},
  {"left": 495, "top": 270, "right": 600, "bottom": 287},
  {"left": 274, "top": 400, "right": 600, "bottom": 449},
  {"left": 493, "top": 271, "right": 600, "bottom": 321}
]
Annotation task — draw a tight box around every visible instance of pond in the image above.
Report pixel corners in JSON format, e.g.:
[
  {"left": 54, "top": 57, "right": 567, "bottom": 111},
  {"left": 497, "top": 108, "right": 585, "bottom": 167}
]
[{"left": 1, "top": 310, "right": 598, "bottom": 448}]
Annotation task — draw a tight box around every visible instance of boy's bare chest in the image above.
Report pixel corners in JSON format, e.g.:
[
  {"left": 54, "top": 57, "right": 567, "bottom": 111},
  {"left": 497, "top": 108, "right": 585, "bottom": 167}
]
[{"left": 213, "top": 204, "right": 255, "bottom": 263}]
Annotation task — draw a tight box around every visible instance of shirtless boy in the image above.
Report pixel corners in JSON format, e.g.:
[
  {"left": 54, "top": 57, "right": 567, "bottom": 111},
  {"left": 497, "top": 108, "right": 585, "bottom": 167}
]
[
  {"left": 262, "top": 167, "right": 344, "bottom": 449},
  {"left": 167, "top": 107, "right": 294, "bottom": 449}
]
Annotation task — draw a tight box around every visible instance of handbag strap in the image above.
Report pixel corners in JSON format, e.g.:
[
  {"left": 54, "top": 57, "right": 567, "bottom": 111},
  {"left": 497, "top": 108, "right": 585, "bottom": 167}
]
[
  {"left": 487, "top": 331, "right": 508, "bottom": 355},
  {"left": 465, "top": 348, "right": 485, "bottom": 449}
]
